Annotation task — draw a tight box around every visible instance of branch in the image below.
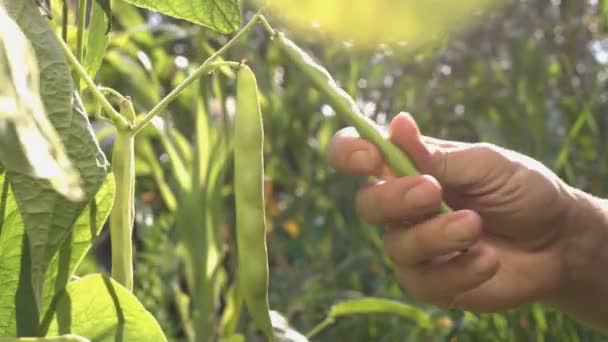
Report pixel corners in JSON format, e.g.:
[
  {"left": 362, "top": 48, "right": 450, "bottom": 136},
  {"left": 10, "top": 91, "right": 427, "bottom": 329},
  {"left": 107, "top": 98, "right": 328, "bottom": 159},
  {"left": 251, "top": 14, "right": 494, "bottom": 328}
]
[
  {"left": 132, "top": 11, "right": 268, "bottom": 134},
  {"left": 54, "top": 30, "right": 130, "bottom": 130}
]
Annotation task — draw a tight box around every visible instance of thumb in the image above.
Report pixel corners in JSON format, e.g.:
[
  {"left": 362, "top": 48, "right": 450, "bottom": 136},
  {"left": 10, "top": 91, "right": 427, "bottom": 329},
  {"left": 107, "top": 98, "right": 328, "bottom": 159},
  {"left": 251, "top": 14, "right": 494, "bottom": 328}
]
[{"left": 388, "top": 113, "right": 501, "bottom": 189}]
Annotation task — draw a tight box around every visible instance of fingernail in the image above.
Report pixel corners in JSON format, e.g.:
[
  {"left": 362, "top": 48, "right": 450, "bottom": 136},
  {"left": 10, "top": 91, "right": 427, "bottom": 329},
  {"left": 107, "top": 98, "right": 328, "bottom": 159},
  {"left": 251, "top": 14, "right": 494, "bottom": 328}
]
[
  {"left": 444, "top": 212, "right": 477, "bottom": 242},
  {"left": 405, "top": 182, "right": 435, "bottom": 208},
  {"left": 350, "top": 150, "right": 371, "bottom": 169},
  {"left": 396, "top": 111, "right": 413, "bottom": 120}
]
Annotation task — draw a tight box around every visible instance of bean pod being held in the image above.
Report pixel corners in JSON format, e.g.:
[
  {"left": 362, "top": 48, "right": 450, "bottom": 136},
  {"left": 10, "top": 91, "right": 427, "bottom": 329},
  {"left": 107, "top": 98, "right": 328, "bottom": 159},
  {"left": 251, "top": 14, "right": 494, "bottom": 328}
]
[
  {"left": 274, "top": 32, "right": 451, "bottom": 213},
  {"left": 234, "top": 65, "right": 274, "bottom": 341}
]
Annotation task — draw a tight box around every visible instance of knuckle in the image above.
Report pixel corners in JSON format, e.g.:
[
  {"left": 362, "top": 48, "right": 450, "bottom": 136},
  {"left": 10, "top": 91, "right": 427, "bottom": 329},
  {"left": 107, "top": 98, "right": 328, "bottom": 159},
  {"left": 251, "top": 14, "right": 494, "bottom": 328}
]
[
  {"left": 376, "top": 184, "right": 393, "bottom": 213},
  {"left": 429, "top": 148, "right": 449, "bottom": 181},
  {"left": 474, "top": 142, "right": 498, "bottom": 151},
  {"left": 355, "top": 184, "right": 378, "bottom": 222},
  {"left": 473, "top": 142, "right": 501, "bottom": 158},
  {"left": 408, "top": 225, "right": 427, "bottom": 252}
]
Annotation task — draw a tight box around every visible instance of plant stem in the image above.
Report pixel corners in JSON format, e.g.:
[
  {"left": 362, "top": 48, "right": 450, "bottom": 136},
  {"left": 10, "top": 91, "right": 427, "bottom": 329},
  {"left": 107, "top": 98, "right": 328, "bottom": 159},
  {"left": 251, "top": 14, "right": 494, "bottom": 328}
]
[
  {"left": 76, "top": 0, "right": 88, "bottom": 91},
  {"left": 306, "top": 317, "right": 335, "bottom": 340},
  {"left": 133, "top": 60, "right": 240, "bottom": 134},
  {"left": 99, "top": 86, "right": 129, "bottom": 101},
  {"left": 258, "top": 15, "right": 275, "bottom": 36},
  {"left": 133, "top": 11, "right": 267, "bottom": 134},
  {"left": 61, "top": 0, "right": 68, "bottom": 41},
  {"left": 54, "top": 30, "right": 130, "bottom": 130}
]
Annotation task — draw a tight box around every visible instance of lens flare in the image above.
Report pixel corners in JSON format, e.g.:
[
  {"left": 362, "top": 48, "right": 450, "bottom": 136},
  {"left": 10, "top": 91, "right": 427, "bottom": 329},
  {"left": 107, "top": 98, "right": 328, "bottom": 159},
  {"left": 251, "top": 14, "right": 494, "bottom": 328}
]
[{"left": 268, "top": 0, "right": 497, "bottom": 46}]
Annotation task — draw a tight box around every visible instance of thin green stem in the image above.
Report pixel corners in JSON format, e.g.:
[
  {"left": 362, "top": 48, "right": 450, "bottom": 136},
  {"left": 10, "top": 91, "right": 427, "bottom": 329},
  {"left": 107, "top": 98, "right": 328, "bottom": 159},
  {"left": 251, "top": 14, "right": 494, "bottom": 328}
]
[
  {"left": 258, "top": 15, "right": 276, "bottom": 36},
  {"left": 94, "top": 103, "right": 113, "bottom": 125},
  {"left": 76, "top": 0, "right": 88, "bottom": 91},
  {"left": 61, "top": 0, "right": 68, "bottom": 41},
  {"left": 54, "top": 30, "right": 129, "bottom": 130},
  {"left": 306, "top": 317, "right": 335, "bottom": 340},
  {"left": 133, "top": 61, "right": 240, "bottom": 134},
  {"left": 99, "top": 86, "right": 129, "bottom": 102},
  {"left": 133, "top": 11, "right": 267, "bottom": 134}
]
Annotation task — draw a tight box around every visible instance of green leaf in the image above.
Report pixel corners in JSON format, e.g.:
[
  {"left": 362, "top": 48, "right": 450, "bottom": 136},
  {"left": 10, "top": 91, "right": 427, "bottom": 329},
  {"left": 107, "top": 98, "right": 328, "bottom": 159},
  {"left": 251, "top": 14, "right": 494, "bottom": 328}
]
[
  {"left": 134, "top": 138, "right": 177, "bottom": 211},
  {"left": 40, "top": 175, "right": 115, "bottom": 317},
  {"left": 4, "top": 0, "right": 110, "bottom": 313},
  {"left": 0, "top": 335, "right": 91, "bottom": 342},
  {"left": 93, "top": 0, "right": 112, "bottom": 33},
  {"left": 103, "top": 50, "right": 160, "bottom": 109},
  {"left": 118, "top": 0, "right": 240, "bottom": 34},
  {"left": 329, "top": 298, "right": 432, "bottom": 328},
  {"left": 0, "top": 5, "right": 82, "bottom": 201},
  {"left": 0, "top": 174, "right": 114, "bottom": 337},
  {"left": 219, "top": 335, "right": 245, "bottom": 342},
  {"left": 42, "top": 274, "right": 167, "bottom": 342},
  {"left": 84, "top": 1, "right": 111, "bottom": 79},
  {"left": 0, "top": 172, "right": 38, "bottom": 337}
]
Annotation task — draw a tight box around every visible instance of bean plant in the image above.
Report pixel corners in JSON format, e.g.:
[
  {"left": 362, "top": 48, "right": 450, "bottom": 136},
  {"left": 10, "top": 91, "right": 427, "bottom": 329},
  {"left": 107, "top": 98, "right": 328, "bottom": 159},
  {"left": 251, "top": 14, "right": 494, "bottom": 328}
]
[{"left": 0, "top": 0, "right": 605, "bottom": 341}]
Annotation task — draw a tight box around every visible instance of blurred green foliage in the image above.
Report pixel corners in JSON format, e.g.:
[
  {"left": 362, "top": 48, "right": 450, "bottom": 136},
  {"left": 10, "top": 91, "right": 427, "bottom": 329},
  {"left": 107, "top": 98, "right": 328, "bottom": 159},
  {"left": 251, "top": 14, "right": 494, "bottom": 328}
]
[{"left": 80, "top": 0, "right": 608, "bottom": 340}]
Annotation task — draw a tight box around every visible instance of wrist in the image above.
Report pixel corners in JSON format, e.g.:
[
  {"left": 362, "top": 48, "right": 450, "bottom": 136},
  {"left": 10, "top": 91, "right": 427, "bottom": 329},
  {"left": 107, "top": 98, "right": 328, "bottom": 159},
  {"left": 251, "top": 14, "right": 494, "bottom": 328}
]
[{"left": 546, "top": 186, "right": 608, "bottom": 331}]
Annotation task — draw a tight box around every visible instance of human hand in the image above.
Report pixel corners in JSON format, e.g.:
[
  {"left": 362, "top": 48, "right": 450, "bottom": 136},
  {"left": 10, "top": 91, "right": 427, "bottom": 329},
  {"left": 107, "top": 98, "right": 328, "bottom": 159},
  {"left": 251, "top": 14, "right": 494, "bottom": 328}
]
[{"left": 328, "top": 113, "right": 578, "bottom": 312}]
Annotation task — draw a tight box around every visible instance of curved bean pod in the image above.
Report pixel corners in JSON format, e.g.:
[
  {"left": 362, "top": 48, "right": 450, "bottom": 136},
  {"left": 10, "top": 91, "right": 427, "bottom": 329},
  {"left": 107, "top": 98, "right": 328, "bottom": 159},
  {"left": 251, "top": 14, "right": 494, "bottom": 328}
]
[{"left": 275, "top": 32, "right": 451, "bottom": 213}]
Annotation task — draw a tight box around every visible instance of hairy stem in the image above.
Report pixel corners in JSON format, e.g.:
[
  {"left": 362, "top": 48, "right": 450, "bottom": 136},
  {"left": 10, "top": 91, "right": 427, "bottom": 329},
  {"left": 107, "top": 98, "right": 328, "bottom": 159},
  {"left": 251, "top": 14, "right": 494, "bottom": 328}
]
[
  {"left": 306, "top": 317, "right": 335, "bottom": 340},
  {"left": 75, "top": 0, "right": 88, "bottom": 91},
  {"left": 132, "top": 12, "right": 268, "bottom": 134},
  {"left": 133, "top": 61, "right": 240, "bottom": 134},
  {"left": 61, "top": 0, "right": 68, "bottom": 41},
  {"left": 54, "top": 30, "right": 129, "bottom": 130}
]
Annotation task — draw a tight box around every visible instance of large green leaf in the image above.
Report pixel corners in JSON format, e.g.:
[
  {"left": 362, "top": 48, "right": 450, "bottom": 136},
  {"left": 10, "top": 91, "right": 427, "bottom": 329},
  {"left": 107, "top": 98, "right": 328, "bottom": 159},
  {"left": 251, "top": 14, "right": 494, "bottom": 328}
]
[
  {"left": 0, "top": 172, "right": 36, "bottom": 337},
  {"left": 42, "top": 274, "right": 167, "bottom": 342},
  {"left": 40, "top": 175, "right": 115, "bottom": 317},
  {"left": 0, "top": 174, "right": 114, "bottom": 337},
  {"left": 93, "top": 0, "right": 112, "bottom": 33},
  {"left": 118, "top": 0, "right": 240, "bottom": 34},
  {"left": 4, "top": 0, "right": 109, "bottom": 313},
  {"left": 0, "top": 335, "right": 91, "bottom": 342},
  {"left": 0, "top": 5, "right": 82, "bottom": 201}
]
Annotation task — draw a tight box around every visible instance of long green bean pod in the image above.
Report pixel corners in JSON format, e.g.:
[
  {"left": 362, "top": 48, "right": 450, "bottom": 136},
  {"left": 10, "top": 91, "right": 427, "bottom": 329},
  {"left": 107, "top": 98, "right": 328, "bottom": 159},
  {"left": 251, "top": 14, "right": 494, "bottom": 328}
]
[
  {"left": 110, "top": 98, "right": 136, "bottom": 291},
  {"left": 274, "top": 32, "right": 451, "bottom": 213},
  {"left": 234, "top": 65, "right": 274, "bottom": 341}
]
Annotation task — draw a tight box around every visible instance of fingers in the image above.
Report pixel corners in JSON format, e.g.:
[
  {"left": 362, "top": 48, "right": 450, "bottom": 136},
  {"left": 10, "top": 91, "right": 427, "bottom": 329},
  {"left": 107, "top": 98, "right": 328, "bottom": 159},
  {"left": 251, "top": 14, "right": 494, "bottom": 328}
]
[
  {"left": 389, "top": 113, "right": 511, "bottom": 188},
  {"left": 383, "top": 210, "right": 499, "bottom": 309},
  {"left": 328, "top": 127, "right": 393, "bottom": 178},
  {"left": 384, "top": 210, "right": 482, "bottom": 266},
  {"left": 394, "top": 243, "right": 499, "bottom": 309},
  {"left": 356, "top": 175, "right": 443, "bottom": 225}
]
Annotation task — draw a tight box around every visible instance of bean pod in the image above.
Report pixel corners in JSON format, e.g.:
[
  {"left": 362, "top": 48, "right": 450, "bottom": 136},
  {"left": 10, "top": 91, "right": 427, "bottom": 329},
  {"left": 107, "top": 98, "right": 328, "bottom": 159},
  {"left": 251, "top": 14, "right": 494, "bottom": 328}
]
[
  {"left": 234, "top": 65, "right": 274, "bottom": 341},
  {"left": 274, "top": 32, "right": 451, "bottom": 213},
  {"left": 110, "top": 98, "right": 136, "bottom": 291}
]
